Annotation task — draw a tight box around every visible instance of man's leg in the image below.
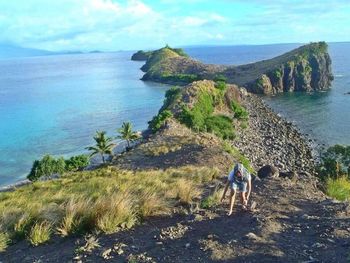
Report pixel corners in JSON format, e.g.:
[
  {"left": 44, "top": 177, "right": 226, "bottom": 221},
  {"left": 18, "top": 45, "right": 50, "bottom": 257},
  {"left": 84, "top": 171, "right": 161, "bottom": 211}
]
[
  {"left": 228, "top": 189, "right": 236, "bottom": 216},
  {"left": 240, "top": 192, "right": 247, "bottom": 209}
]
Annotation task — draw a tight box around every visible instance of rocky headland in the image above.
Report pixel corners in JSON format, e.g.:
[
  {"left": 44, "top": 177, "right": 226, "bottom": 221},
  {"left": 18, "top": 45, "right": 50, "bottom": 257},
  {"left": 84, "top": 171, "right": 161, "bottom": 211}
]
[{"left": 136, "top": 42, "right": 333, "bottom": 94}]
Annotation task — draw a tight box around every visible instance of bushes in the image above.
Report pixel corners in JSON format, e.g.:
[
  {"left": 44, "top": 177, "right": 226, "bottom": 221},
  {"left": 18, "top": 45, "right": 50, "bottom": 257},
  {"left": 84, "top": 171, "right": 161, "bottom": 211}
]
[
  {"left": 179, "top": 90, "right": 214, "bottom": 130},
  {"left": 163, "top": 87, "right": 181, "bottom": 109},
  {"left": 205, "top": 115, "right": 235, "bottom": 140},
  {"left": 27, "top": 155, "right": 66, "bottom": 181},
  {"left": 317, "top": 145, "right": 350, "bottom": 180},
  {"left": 65, "top": 155, "right": 90, "bottom": 172},
  {"left": 148, "top": 110, "right": 173, "bottom": 132},
  {"left": 231, "top": 101, "right": 249, "bottom": 120},
  {"left": 214, "top": 81, "right": 227, "bottom": 91},
  {"left": 27, "top": 154, "right": 90, "bottom": 181},
  {"left": 161, "top": 73, "right": 200, "bottom": 84}
]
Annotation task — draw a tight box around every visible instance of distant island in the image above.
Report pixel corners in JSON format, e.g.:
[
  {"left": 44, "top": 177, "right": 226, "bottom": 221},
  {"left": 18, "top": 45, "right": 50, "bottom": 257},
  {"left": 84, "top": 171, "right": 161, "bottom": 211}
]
[{"left": 132, "top": 42, "right": 333, "bottom": 94}]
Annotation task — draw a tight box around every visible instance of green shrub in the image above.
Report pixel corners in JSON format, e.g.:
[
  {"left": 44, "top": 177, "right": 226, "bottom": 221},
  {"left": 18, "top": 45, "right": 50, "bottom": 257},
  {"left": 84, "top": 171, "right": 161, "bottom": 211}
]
[
  {"left": 205, "top": 115, "right": 235, "bottom": 140},
  {"left": 163, "top": 87, "right": 181, "bottom": 109},
  {"left": 148, "top": 110, "right": 173, "bottom": 132},
  {"left": 214, "top": 75, "right": 227, "bottom": 82},
  {"left": 178, "top": 91, "right": 214, "bottom": 130},
  {"left": 317, "top": 145, "right": 350, "bottom": 179},
  {"left": 27, "top": 155, "right": 66, "bottom": 181},
  {"left": 214, "top": 81, "right": 227, "bottom": 91},
  {"left": 231, "top": 101, "right": 249, "bottom": 120},
  {"left": 65, "top": 155, "right": 90, "bottom": 172},
  {"left": 161, "top": 73, "right": 200, "bottom": 83}
]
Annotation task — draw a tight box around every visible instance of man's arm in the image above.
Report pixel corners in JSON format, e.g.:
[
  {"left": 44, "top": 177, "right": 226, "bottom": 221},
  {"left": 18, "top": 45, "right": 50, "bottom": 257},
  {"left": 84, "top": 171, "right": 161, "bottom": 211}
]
[{"left": 246, "top": 178, "right": 252, "bottom": 200}]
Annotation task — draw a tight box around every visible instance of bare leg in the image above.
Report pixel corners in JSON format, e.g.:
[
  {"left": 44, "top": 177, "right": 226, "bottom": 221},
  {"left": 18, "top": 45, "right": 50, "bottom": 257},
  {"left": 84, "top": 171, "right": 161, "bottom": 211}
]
[
  {"left": 228, "top": 189, "right": 236, "bottom": 216},
  {"left": 241, "top": 192, "right": 247, "bottom": 210}
]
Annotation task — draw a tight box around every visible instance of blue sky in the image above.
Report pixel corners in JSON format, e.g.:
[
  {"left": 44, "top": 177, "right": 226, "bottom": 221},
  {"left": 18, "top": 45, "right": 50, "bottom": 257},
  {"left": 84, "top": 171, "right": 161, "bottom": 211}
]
[{"left": 1, "top": 0, "right": 349, "bottom": 51}]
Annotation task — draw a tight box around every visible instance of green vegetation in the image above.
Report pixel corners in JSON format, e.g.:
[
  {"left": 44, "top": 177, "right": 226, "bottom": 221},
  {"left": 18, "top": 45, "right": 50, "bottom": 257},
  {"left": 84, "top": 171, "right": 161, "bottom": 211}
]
[
  {"left": 160, "top": 73, "right": 200, "bottom": 83},
  {"left": 272, "top": 68, "right": 282, "bottom": 79},
  {"left": 117, "top": 122, "right": 140, "bottom": 149},
  {"left": 318, "top": 145, "right": 350, "bottom": 201},
  {"left": 179, "top": 89, "right": 215, "bottom": 130},
  {"left": 205, "top": 115, "right": 235, "bottom": 140},
  {"left": 200, "top": 188, "right": 222, "bottom": 209},
  {"left": 222, "top": 141, "right": 254, "bottom": 174},
  {"left": 65, "top": 155, "right": 90, "bottom": 172},
  {"left": 0, "top": 166, "right": 218, "bottom": 248},
  {"left": 86, "top": 131, "right": 115, "bottom": 163},
  {"left": 163, "top": 87, "right": 181, "bottom": 109},
  {"left": 148, "top": 110, "right": 173, "bottom": 133},
  {"left": 231, "top": 101, "right": 249, "bottom": 120},
  {"left": 214, "top": 80, "right": 227, "bottom": 91},
  {"left": 27, "top": 155, "right": 66, "bottom": 181},
  {"left": 213, "top": 75, "right": 227, "bottom": 82},
  {"left": 164, "top": 44, "right": 188, "bottom": 57},
  {"left": 28, "top": 221, "right": 51, "bottom": 246},
  {"left": 317, "top": 145, "right": 350, "bottom": 179},
  {"left": 326, "top": 177, "right": 350, "bottom": 201}
]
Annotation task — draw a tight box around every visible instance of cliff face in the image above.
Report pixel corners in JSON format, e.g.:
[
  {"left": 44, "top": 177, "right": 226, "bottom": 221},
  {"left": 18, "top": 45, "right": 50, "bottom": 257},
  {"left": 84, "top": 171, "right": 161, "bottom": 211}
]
[{"left": 133, "top": 42, "right": 333, "bottom": 94}]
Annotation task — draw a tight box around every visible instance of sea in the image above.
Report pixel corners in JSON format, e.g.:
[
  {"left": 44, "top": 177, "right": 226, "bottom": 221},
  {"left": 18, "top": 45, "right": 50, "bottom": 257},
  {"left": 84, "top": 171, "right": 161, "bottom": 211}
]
[{"left": 0, "top": 43, "right": 349, "bottom": 186}]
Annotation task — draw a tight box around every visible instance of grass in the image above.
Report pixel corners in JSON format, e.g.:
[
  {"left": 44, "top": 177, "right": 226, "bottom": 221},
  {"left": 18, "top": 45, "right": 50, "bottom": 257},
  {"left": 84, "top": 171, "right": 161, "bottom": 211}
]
[
  {"left": 0, "top": 232, "right": 9, "bottom": 252},
  {"left": 222, "top": 141, "right": 255, "bottom": 174},
  {"left": 0, "top": 166, "right": 218, "bottom": 249},
  {"left": 205, "top": 115, "right": 235, "bottom": 140},
  {"left": 326, "top": 176, "right": 350, "bottom": 201},
  {"left": 200, "top": 188, "right": 222, "bottom": 209},
  {"left": 28, "top": 221, "right": 52, "bottom": 246}
]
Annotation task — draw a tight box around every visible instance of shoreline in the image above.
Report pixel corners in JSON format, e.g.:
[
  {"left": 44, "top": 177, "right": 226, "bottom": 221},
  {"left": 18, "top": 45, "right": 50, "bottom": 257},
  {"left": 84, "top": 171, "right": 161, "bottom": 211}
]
[{"left": 0, "top": 88, "right": 320, "bottom": 191}]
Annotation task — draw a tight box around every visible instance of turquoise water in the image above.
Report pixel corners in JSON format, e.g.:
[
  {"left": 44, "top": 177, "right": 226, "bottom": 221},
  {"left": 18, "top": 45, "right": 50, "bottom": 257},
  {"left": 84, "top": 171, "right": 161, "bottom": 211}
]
[
  {"left": 0, "top": 52, "right": 169, "bottom": 186},
  {"left": 0, "top": 43, "right": 349, "bottom": 186}
]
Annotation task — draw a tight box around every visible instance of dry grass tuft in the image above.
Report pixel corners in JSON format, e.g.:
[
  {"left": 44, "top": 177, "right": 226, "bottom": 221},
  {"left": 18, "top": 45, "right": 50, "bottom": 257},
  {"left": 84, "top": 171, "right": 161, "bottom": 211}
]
[
  {"left": 0, "top": 165, "right": 218, "bottom": 250},
  {"left": 0, "top": 232, "right": 9, "bottom": 252},
  {"left": 176, "top": 178, "right": 202, "bottom": 205},
  {"left": 28, "top": 221, "right": 52, "bottom": 246}
]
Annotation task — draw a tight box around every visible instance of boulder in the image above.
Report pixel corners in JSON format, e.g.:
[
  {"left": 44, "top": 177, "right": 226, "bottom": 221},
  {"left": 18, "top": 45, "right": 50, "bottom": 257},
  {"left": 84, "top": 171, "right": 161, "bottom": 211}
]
[{"left": 257, "top": 165, "right": 279, "bottom": 179}]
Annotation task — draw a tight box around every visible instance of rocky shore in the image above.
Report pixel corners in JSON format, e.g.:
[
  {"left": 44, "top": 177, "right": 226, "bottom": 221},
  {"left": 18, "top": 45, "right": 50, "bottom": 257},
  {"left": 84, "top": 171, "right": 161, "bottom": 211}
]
[{"left": 232, "top": 92, "right": 315, "bottom": 174}]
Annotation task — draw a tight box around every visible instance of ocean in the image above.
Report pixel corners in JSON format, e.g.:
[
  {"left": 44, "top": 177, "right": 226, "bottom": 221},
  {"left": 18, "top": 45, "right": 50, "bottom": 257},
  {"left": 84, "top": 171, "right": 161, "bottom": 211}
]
[{"left": 0, "top": 43, "right": 349, "bottom": 185}]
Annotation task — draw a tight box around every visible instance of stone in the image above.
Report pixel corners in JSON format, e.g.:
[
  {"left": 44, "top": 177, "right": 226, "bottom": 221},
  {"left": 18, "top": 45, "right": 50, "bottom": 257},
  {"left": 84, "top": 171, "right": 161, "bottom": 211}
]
[
  {"left": 101, "top": 248, "right": 113, "bottom": 259},
  {"left": 257, "top": 165, "right": 279, "bottom": 179}
]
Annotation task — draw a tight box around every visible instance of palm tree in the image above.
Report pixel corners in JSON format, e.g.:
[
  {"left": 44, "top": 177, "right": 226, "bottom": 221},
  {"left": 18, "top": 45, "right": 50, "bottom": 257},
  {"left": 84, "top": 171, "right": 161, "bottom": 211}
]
[
  {"left": 86, "top": 131, "right": 115, "bottom": 163},
  {"left": 117, "top": 122, "right": 140, "bottom": 150}
]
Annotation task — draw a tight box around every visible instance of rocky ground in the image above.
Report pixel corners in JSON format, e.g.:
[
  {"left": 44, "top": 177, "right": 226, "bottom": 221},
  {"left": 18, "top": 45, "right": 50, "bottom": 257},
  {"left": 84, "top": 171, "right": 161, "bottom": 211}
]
[
  {"left": 233, "top": 92, "right": 316, "bottom": 173},
  {"left": 1, "top": 91, "right": 349, "bottom": 263}
]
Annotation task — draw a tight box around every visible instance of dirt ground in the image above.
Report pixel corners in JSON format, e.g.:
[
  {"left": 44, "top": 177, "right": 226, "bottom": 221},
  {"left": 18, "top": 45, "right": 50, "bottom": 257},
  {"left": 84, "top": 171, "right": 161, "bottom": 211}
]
[{"left": 1, "top": 172, "right": 349, "bottom": 263}]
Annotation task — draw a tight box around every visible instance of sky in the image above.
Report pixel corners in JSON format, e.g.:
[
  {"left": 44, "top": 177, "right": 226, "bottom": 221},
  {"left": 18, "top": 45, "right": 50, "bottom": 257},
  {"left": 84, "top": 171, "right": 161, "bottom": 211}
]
[{"left": 0, "top": 0, "right": 349, "bottom": 51}]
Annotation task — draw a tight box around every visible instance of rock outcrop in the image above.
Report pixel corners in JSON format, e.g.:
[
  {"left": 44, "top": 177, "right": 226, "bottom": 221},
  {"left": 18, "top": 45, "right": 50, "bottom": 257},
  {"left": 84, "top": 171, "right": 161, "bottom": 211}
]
[
  {"left": 131, "top": 50, "right": 153, "bottom": 61},
  {"left": 133, "top": 42, "right": 333, "bottom": 94}
]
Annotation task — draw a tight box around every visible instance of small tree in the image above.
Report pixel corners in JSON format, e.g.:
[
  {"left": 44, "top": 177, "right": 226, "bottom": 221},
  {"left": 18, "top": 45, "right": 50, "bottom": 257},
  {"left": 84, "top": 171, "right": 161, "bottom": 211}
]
[
  {"left": 117, "top": 122, "right": 139, "bottom": 150},
  {"left": 318, "top": 145, "right": 350, "bottom": 179},
  {"left": 27, "top": 155, "right": 66, "bottom": 181},
  {"left": 86, "top": 131, "right": 115, "bottom": 163}
]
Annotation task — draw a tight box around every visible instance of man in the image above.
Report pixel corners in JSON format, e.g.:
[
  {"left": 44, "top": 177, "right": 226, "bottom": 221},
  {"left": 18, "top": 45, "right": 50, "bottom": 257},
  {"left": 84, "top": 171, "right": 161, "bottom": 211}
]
[{"left": 221, "top": 163, "right": 252, "bottom": 216}]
